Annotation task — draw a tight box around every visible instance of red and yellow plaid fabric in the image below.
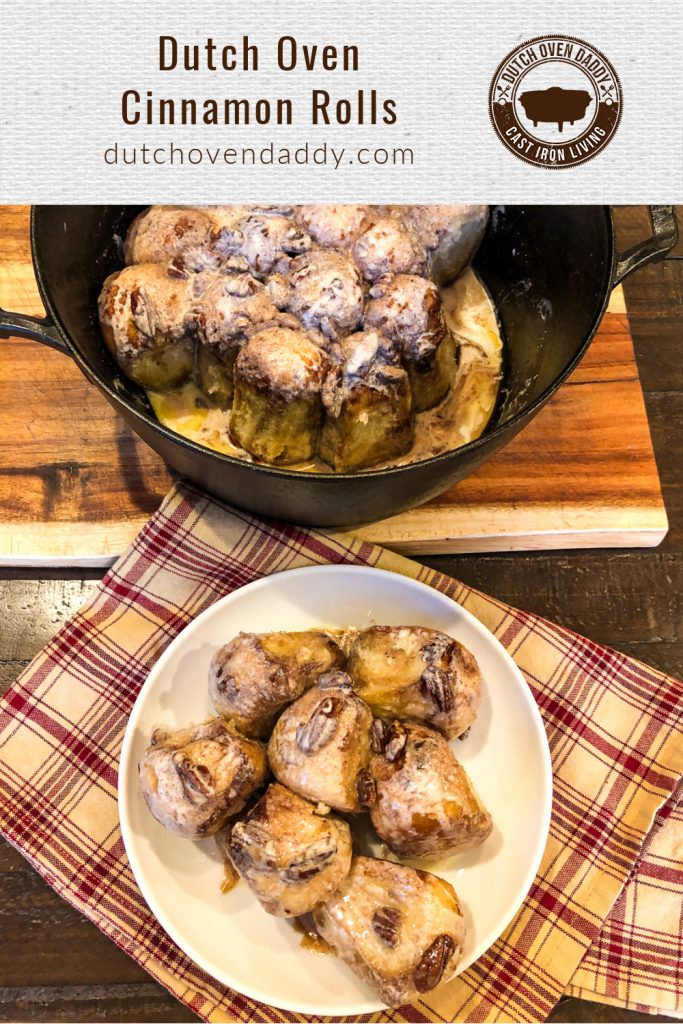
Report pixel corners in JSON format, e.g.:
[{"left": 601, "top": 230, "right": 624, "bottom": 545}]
[
  {"left": 568, "top": 779, "right": 683, "bottom": 1015},
  {"left": 0, "top": 482, "right": 681, "bottom": 1023}
]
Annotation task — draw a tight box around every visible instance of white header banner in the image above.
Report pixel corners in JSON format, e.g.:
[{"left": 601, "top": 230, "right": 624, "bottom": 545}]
[{"left": 1, "top": 0, "right": 681, "bottom": 202}]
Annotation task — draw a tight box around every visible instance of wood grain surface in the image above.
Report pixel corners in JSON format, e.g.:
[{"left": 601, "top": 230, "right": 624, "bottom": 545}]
[
  {"left": 0, "top": 206, "right": 681, "bottom": 1024},
  {"left": 0, "top": 205, "right": 667, "bottom": 560}
]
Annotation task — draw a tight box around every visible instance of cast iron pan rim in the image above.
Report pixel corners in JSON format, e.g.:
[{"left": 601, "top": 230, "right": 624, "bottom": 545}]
[{"left": 30, "top": 205, "right": 615, "bottom": 483}]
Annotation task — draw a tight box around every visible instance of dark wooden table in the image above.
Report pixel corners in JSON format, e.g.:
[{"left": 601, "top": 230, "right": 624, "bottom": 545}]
[{"left": 0, "top": 207, "right": 680, "bottom": 1023}]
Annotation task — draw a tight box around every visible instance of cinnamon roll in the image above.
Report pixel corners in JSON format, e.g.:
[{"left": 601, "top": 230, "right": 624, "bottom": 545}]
[
  {"left": 319, "top": 330, "right": 414, "bottom": 471},
  {"left": 268, "top": 670, "right": 375, "bottom": 812},
  {"left": 98, "top": 263, "right": 195, "bottom": 389},
  {"left": 213, "top": 211, "right": 313, "bottom": 277},
  {"left": 346, "top": 626, "right": 482, "bottom": 740},
  {"left": 227, "top": 783, "right": 352, "bottom": 917},
  {"left": 124, "top": 206, "right": 218, "bottom": 270},
  {"left": 229, "top": 325, "right": 329, "bottom": 462},
  {"left": 138, "top": 718, "right": 268, "bottom": 839},
  {"left": 351, "top": 215, "right": 425, "bottom": 282},
  {"left": 194, "top": 270, "right": 283, "bottom": 407},
  {"left": 268, "top": 250, "right": 364, "bottom": 342},
  {"left": 364, "top": 274, "right": 454, "bottom": 411},
  {"left": 369, "top": 720, "right": 493, "bottom": 858},
  {"left": 294, "top": 204, "right": 369, "bottom": 249},
  {"left": 313, "top": 856, "right": 466, "bottom": 1007},
  {"left": 209, "top": 629, "right": 345, "bottom": 738}
]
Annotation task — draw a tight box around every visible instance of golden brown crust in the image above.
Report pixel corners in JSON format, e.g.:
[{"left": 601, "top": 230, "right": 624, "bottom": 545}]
[
  {"left": 313, "top": 856, "right": 465, "bottom": 1006},
  {"left": 209, "top": 630, "right": 345, "bottom": 737},
  {"left": 138, "top": 718, "right": 268, "bottom": 839},
  {"left": 347, "top": 625, "right": 482, "bottom": 739},
  {"left": 227, "top": 782, "right": 352, "bottom": 917},
  {"left": 124, "top": 206, "right": 216, "bottom": 267},
  {"left": 268, "top": 672, "right": 375, "bottom": 812},
  {"left": 370, "top": 721, "right": 493, "bottom": 858}
]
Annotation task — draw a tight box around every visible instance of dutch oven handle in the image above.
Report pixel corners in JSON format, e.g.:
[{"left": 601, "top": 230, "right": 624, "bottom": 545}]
[
  {"left": 0, "top": 308, "right": 71, "bottom": 355},
  {"left": 613, "top": 205, "right": 678, "bottom": 286}
]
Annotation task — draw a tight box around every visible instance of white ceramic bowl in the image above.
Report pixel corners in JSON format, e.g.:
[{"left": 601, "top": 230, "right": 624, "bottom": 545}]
[{"left": 119, "top": 565, "right": 552, "bottom": 1015}]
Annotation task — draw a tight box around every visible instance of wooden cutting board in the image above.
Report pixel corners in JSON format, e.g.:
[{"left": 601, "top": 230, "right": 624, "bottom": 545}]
[{"left": 0, "top": 206, "right": 667, "bottom": 564}]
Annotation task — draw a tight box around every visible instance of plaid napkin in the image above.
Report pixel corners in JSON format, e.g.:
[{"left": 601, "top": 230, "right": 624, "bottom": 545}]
[
  {"left": 0, "top": 482, "right": 681, "bottom": 1024},
  {"left": 567, "top": 778, "right": 683, "bottom": 1016}
]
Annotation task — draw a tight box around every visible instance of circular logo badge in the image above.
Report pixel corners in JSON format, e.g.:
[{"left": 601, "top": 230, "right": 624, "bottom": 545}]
[{"left": 489, "top": 35, "right": 622, "bottom": 168}]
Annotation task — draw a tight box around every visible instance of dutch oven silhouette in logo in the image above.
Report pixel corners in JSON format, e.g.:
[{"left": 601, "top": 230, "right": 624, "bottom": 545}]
[
  {"left": 518, "top": 86, "right": 592, "bottom": 132},
  {"left": 489, "top": 36, "right": 622, "bottom": 168}
]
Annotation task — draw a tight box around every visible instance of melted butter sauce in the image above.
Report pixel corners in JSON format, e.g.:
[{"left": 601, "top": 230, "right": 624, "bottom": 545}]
[
  {"left": 220, "top": 860, "right": 240, "bottom": 893},
  {"left": 291, "top": 914, "right": 336, "bottom": 955},
  {"left": 148, "top": 268, "right": 503, "bottom": 471}
]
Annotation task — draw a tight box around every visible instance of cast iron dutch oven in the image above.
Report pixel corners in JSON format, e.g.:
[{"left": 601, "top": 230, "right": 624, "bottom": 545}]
[{"left": 0, "top": 206, "right": 677, "bottom": 527}]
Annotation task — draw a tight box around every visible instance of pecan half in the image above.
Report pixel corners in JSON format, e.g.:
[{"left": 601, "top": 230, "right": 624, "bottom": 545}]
[
  {"left": 174, "top": 757, "right": 214, "bottom": 803},
  {"left": 372, "top": 906, "right": 401, "bottom": 947},
  {"left": 224, "top": 272, "right": 261, "bottom": 298},
  {"left": 230, "top": 822, "right": 277, "bottom": 870},
  {"left": 167, "top": 257, "right": 189, "bottom": 279},
  {"left": 281, "top": 835, "right": 337, "bottom": 881},
  {"left": 296, "top": 696, "right": 341, "bottom": 754},
  {"left": 383, "top": 721, "right": 407, "bottom": 763},
  {"left": 420, "top": 637, "right": 457, "bottom": 714},
  {"left": 420, "top": 666, "right": 454, "bottom": 714},
  {"left": 371, "top": 718, "right": 386, "bottom": 753},
  {"left": 356, "top": 769, "right": 377, "bottom": 808},
  {"left": 413, "top": 934, "right": 455, "bottom": 993}
]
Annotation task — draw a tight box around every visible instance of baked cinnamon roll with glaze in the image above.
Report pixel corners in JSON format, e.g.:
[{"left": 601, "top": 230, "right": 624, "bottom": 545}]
[
  {"left": 319, "top": 330, "right": 414, "bottom": 471},
  {"left": 294, "top": 205, "right": 369, "bottom": 249},
  {"left": 209, "top": 629, "right": 345, "bottom": 738},
  {"left": 194, "top": 271, "right": 283, "bottom": 406},
  {"left": 403, "top": 205, "right": 488, "bottom": 285},
  {"left": 124, "top": 206, "right": 218, "bottom": 270},
  {"left": 227, "top": 782, "right": 352, "bottom": 917},
  {"left": 229, "top": 326, "right": 329, "bottom": 462},
  {"left": 98, "top": 263, "right": 195, "bottom": 389},
  {"left": 268, "top": 250, "right": 364, "bottom": 342},
  {"left": 213, "top": 212, "right": 313, "bottom": 277},
  {"left": 313, "top": 856, "right": 465, "bottom": 1007},
  {"left": 364, "top": 274, "right": 454, "bottom": 411},
  {"left": 351, "top": 216, "right": 425, "bottom": 282},
  {"left": 268, "top": 670, "right": 375, "bottom": 812},
  {"left": 138, "top": 718, "right": 268, "bottom": 839},
  {"left": 370, "top": 720, "right": 492, "bottom": 858},
  {"left": 346, "top": 626, "right": 482, "bottom": 739},
  {"left": 207, "top": 204, "right": 294, "bottom": 229}
]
